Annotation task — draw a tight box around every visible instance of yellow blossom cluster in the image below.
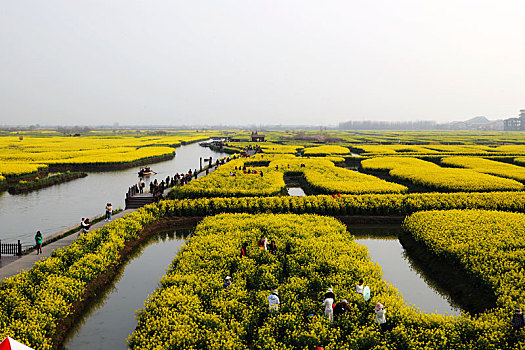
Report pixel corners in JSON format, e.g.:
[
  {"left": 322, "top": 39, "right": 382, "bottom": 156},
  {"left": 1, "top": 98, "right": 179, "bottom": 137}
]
[
  {"left": 129, "top": 213, "right": 514, "bottom": 349},
  {"left": 361, "top": 156, "right": 524, "bottom": 192}
]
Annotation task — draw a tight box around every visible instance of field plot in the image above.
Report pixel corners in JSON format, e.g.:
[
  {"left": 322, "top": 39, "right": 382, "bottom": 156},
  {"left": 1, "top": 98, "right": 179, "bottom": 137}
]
[
  {"left": 302, "top": 145, "right": 351, "bottom": 156},
  {"left": 441, "top": 157, "right": 525, "bottom": 181},
  {"left": 404, "top": 210, "right": 525, "bottom": 314},
  {"left": 361, "top": 156, "right": 524, "bottom": 192},
  {"left": 170, "top": 158, "right": 286, "bottom": 198},
  {"left": 227, "top": 142, "right": 303, "bottom": 154},
  {"left": 271, "top": 158, "right": 408, "bottom": 194},
  {"left": 352, "top": 144, "right": 525, "bottom": 157},
  {"left": 129, "top": 213, "right": 515, "bottom": 349},
  {"left": 0, "top": 132, "right": 217, "bottom": 182}
]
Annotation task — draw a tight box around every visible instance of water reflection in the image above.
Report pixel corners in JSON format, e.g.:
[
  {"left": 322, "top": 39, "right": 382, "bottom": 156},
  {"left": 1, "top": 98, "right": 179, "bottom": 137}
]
[
  {"left": 350, "top": 224, "right": 462, "bottom": 315},
  {"left": 62, "top": 228, "right": 192, "bottom": 350},
  {"left": 0, "top": 143, "right": 229, "bottom": 244},
  {"left": 287, "top": 187, "right": 306, "bottom": 196}
]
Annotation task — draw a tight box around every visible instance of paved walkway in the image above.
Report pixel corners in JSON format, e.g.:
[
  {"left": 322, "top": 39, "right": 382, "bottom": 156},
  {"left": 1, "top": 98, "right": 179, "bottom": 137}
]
[
  {"left": 0, "top": 156, "right": 235, "bottom": 281},
  {"left": 0, "top": 209, "right": 135, "bottom": 280}
]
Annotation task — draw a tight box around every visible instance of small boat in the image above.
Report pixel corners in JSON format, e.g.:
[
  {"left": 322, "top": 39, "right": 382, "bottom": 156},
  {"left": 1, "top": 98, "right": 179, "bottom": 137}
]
[{"left": 138, "top": 167, "right": 154, "bottom": 177}]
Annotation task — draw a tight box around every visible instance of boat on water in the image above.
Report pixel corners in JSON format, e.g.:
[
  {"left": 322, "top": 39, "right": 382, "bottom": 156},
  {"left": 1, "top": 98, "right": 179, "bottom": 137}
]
[{"left": 138, "top": 167, "right": 154, "bottom": 177}]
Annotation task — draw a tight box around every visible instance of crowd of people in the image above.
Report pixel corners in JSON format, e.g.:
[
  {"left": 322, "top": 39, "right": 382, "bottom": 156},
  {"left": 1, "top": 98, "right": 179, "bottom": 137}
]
[{"left": 224, "top": 236, "right": 391, "bottom": 333}]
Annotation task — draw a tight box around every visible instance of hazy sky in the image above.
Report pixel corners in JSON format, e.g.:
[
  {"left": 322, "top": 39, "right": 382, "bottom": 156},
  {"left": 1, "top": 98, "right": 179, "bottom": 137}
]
[{"left": 1, "top": 1, "right": 524, "bottom": 126}]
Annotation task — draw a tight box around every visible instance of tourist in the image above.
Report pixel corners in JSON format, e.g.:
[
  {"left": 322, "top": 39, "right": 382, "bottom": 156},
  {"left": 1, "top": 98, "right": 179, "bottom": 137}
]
[
  {"left": 324, "top": 287, "right": 335, "bottom": 301},
  {"left": 35, "top": 230, "right": 43, "bottom": 255},
  {"left": 223, "top": 276, "right": 231, "bottom": 289},
  {"left": 356, "top": 279, "right": 364, "bottom": 294},
  {"left": 149, "top": 181, "right": 155, "bottom": 193},
  {"left": 105, "top": 202, "right": 112, "bottom": 221},
  {"left": 258, "top": 235, "right": 268, "bottom": 250},
  {"left": 240, "top": 243, "right": 248, "bottom": 257},
  {"left": 323, "top": 295, "right": 334, "bottom": 322},
  {"left": 268, "top": 289, "right": 280, "bottom": 314},
  {"left": 512, "top": 308, "right": 525, "bottom": 331},
  {"left": 333, "top": 299, "right": 351, "bottom": 318},
  {"left": 374, "top": 303, "right": 387, "bottom": 332},
  {"left": 80, "top": 217, "right": 90, "bottom": 235},
  {"left": 268, "top": 240, "right": 277, "bottom": 254},
  {"left": 138, "top": 178, "right": 144, "bottom": 193}
]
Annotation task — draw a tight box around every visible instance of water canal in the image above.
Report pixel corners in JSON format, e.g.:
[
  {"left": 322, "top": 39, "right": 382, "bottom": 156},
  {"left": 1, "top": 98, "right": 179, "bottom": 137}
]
[
  {"left": 62, "top": 228, "right": 191, "bottom": 350},
  {"left": 61, "top": 223, "right": 464, "bottom": 349},
  {"left": 351, "top": 225, "right": 462, "bottom": 316},
  {"left": 0, "top": 142, "right": 230, "bottom": 244}
]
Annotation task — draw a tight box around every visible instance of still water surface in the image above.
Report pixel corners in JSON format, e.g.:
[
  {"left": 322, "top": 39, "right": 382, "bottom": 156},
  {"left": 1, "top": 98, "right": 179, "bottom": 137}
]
[
  {"left": 62, "top": 224, "right": 462, "bottom": 349},
  {"left": 63, "top": 229, "right": 190, "bottom": 350},
  {"left": 0, "top": 143, "right": 229, "bottom": 244},
  {"left": 351, "top": 225, "right": 461, "bottom": 316}
]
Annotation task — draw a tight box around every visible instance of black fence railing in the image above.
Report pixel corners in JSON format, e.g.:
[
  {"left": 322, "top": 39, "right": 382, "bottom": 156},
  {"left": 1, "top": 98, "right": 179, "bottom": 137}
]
[
  {"left": 0, "top": 239, "right": 34, "bottom": 258},
  {"left": 126, "top": 184, "right": 139, "bottom": 198}
]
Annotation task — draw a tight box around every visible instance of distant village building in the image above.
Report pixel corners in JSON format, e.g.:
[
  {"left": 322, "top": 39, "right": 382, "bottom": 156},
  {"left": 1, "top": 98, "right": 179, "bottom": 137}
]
[
  {"left": 251, "top": 132, "right": 265, "bottom": 142},
  {"left": 504, "top": 110, "right": 525, "bottom": 131}
]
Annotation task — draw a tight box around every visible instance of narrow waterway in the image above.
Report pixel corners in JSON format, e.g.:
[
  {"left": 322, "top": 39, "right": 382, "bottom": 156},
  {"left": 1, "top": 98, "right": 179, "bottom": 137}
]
[
  {"left": 287, "top": 187, "right": 306, "bottom": 196},
  {"left": 351, "top": 225, "right": 462, "bottom": 316},
  {"left": 0, "top": 143, "right": 229, "bottom": 244},
  {"left": 62, "top": 228, "right": 191, "bottom": 350}
]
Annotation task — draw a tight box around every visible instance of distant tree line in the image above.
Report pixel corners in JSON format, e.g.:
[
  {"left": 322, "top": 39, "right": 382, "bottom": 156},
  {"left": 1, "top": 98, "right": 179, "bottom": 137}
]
[
  {"left": 338, "top": 120, "right": 437, "bottom": 130},
  {"left": 57, "top": 126, "right": 92, "bottom": 135}
]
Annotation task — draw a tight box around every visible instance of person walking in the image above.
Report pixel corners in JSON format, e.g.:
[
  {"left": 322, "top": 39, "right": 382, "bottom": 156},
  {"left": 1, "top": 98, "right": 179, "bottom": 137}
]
[
  {"left": 268, "top": 240, "right": 277, "bottom": 254},
  {"left": 35, "top": 230, "right": 43, "bottom": 255},
  {"left": 512, "top": 308, "right": 525, "bottom": 331},
  {"left": 105, "top": 203, "right": 112, "bottom": 221},
  {"left": 223, "top": 276, "right": 231, "bottom": 289},
  {"left": 323, "top": 295, "right": 334, "bottom": 322},
  {"left": 138, "top": 178, "right": 144, "bottom": 194},
  {"left": 268, "top": 289, "right": 280, "bottom": 314},
  {"left": 356, "top": 279, "right": 364, "bottom": 294},
  {"left": 324, "top": 288, "right": 335, "bottom": 301},
  {"left": 240, "top": 243, "right": 248, "bottom": 257},
  {"left": 258, "top": 235, "right": 268, "bottom": 250},
  {"left": 374, "top": 303, "right": 387, "bottom": 332},
  {"left": 333, "top": 299, "right": 351, "bottom": 318},
  {"left": 80, "top": 217, "right": 90, "bottom": 235}
]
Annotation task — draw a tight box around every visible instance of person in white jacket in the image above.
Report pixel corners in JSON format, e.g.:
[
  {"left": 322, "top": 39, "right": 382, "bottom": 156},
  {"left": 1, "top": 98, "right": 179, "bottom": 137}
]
[
  {"left": 268, "top": 289, "right": 280, "bottom": 314},
  {"left": 323, "top": 296, "right": 334, "bottom": 322},
  {"left": 374, "top": 303, "right": 387, "bottom": 332}
]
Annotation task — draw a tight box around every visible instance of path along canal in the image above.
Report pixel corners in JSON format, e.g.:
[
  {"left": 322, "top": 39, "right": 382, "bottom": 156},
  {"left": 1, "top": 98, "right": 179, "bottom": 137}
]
[
  {"left": 0, "top": 142, "right": 230, "bottom": 244},
  {"left": 62, "top": 223, "right": 465, "bottom": 349}
]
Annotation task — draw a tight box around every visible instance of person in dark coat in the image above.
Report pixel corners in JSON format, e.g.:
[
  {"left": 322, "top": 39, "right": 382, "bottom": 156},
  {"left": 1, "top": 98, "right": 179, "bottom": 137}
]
[
  {"left": 333, "top": 299, "right": 351, "bottom": 318},
  {"left": 512, "top": 308, "right": 525, "bottom": 331},
  {"left": 240, "top": 243, "right": 248, "bottom": 257}
]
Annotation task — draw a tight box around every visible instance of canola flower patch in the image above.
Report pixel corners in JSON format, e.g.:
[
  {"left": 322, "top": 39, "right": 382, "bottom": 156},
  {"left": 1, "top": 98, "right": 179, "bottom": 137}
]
[
  {"left": 271, "top": 158, "right": 407, "bottom": 194},
  {"left": 0, "top": 132, "right": 216, "bottom": 177},
  {"left": 302, "top": 145, "right": 351, "bottom": 156},
  {"left": 129, "top": 213, "right": 514, "bottom": 349},
  {"left": 352, "top": 144, "right": 525, "bottom": 157},
  {"left": 403, "top": 210, "right": 525, "bottom": 315},
  {"left": 162, "top": 191, "right": 525, "bottom": 217},
  {"left": 228, "top": 142, "right": 303, "bottom": 154},
  {"left": 0, "top": 162, "right": 48, "bottom": 178},
  {"left": 0, "top": 202, "right": 173, "bottom": 349},
  {"left": 361, "top": 156, "right": 524, "bottom": 192},
  {"left": 441, "top": 156, "right": 525, "bottom": 182},
  {"left": 170, "top": 158, "right": 286, "bottom": 199}
]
